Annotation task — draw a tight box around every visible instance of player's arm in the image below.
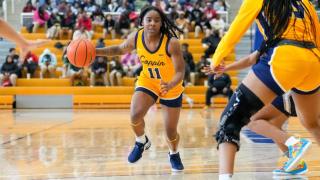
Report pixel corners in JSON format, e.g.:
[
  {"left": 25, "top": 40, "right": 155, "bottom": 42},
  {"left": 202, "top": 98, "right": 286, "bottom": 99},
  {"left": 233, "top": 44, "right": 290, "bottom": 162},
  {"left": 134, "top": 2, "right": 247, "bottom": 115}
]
[
  {"left": 96, "top": 31, "right": 136, "bottom": 57},
  {"left": 211, "top": 0, "right": 263, "bottom": 67},
  {"left": 224, "top": 50, "right": 259, "bottom": 72},
  {"left": 161, "top": 38, "right": 185, "bottom": 94},
  {"left": 0, "top": 18, "right": 48, "bottom": 60}
]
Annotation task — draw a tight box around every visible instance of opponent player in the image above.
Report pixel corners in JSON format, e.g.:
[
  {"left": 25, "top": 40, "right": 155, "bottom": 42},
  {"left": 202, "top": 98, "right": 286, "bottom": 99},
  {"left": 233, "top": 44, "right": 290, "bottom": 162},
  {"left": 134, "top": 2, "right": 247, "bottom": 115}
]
[
  {"left": 204, "top": 51, "right": 308, "bottom": 176},
  {"left": 205, "top": 0, "right": 320, "bottom": 179},
  {"left": 95, "top": 6, "right": 185, "bottom": 171}
]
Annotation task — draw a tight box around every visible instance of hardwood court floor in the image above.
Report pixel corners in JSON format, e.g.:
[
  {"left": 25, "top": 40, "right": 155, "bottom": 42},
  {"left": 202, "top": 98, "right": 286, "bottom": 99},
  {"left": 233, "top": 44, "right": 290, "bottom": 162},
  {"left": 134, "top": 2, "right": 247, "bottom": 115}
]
[{"left": 0, "top": 108, "right": 319, "bottom": 179}]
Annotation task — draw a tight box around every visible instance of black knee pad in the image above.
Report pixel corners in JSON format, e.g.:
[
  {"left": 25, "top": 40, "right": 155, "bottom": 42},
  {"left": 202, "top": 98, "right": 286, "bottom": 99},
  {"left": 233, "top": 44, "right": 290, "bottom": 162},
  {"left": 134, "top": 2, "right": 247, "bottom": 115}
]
[{"left": 214, "top": 84, "right": 264, "bottom": 151}]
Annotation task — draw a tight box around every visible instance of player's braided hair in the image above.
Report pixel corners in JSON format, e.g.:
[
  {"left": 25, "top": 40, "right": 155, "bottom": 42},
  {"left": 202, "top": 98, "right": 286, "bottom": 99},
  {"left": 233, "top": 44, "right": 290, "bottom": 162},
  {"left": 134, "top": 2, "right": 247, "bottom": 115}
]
[
  {"left": 139, "top": 6, "right": 183, "bottom": 39},
  {"left": 262, "top": 0, "right": 317, "bottom": 48}
]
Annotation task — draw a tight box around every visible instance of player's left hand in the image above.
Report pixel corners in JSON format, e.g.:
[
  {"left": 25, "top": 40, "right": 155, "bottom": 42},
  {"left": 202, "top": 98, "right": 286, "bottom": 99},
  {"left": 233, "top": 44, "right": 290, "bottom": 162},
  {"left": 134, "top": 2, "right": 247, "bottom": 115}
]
[{"left": 160, "top": 80, "right": 172, "bottom": 96}]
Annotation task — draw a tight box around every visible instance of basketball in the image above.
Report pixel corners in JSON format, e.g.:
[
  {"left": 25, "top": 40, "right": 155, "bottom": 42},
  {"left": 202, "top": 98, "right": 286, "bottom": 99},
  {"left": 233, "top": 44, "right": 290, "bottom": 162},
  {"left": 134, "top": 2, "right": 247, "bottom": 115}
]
[{"left": 66, "top": 39, "right": 96, "bottom": 67}]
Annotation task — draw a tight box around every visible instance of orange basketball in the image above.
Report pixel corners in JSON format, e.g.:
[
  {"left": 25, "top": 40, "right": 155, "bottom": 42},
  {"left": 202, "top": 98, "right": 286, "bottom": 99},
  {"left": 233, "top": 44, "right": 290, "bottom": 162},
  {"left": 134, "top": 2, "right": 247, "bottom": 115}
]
[{"left": 67, "top": 39, "right": 96, "bottom": 67}]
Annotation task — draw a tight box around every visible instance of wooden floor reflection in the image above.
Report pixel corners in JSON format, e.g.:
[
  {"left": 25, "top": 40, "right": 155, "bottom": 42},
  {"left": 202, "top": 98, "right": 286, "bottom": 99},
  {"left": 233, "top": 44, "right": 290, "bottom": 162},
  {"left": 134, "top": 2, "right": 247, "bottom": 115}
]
[{"left": 0, "top": 109, "right": 319, "bottom": 179}]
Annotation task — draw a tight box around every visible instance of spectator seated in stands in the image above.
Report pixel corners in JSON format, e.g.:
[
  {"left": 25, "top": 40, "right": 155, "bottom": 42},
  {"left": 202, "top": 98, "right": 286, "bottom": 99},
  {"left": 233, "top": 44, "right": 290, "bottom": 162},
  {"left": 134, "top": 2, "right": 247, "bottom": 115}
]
[
  {"left": 109, "top": 57, "right": 123, "bottom": 86},
  {"left": 181, "top": 43, "right": 196, "bottom": 85},
  {"left": 195, "top": 56, "right": 210, "bottom": 85},
  {"left": 23, "top": 1, "right": 36, "bottom": 13},
  {"left": 115, "top": 11, "right": 131, "bottom": 39},
  {"left": 59, "top": 6, "right": 76, "bottom": 40},
  {"left": 175, "top": 12, "right": 189, "bottom": 39},
  {"left": 8, "top": 48, "right": 22, "bottom": 77},
  {"left": 90, "top": 56, "right": 109, "bottom": 86},
  {"left": 103, "top": 14, "right": 116, "bottom": 39},
  {"left": 75, "top": 12, "right": 93, "bottom": 39},
  {"left": 22, "top": 51, "right": 39, "bottom": 78},
  {"left": 0, "top": 55, "right": 18, "bottom": 87},
  {"left": 96, "top": 38, "right": 105, "bottom": 48},
  {"left": 201, "top": 29, "right": 221, "bottom": 58},
  {"left": 72, "top": 25, "right": 92, "bottom": 40},
  {"left": 209, "top": 14, "right": 226, "bottom": 38},
  {"left": 120, "top": 50, "right": 140, "bottom": 77},
  {"left": 38, "top": 48, "right": 57, "bottom": 78},
  {"left": 32, "top": 5, "right": 50, "bottom": 33},
  {"left": 204, "top": 73, "right": 233, "bottom": 109},
  {"left": 46, "top": 21, "right": 61, "bottom": 39},
  {"left": 63, "top": 54, "right": 89, "bottom": 86}
]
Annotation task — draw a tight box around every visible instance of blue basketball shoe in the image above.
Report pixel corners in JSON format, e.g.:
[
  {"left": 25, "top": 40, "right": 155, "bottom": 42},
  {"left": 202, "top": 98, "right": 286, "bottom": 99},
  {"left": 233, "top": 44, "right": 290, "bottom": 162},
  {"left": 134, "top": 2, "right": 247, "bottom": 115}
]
[
  {"left": 128, "top": 136, "right": 151, "bottom": 163},
  {"left": 168, "top": 152, "right": 184, "bottom": 171}
]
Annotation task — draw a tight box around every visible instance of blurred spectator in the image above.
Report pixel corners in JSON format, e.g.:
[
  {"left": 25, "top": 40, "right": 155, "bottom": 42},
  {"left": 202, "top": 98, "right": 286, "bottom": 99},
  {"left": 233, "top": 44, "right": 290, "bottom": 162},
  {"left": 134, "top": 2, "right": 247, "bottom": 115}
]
[
  {"left": 195, "top": 56, "right": 210, "bottom": 84},
  {"left": 103, "top": 14, "right": 116, "bottom": 39},
  {"left": 0, "top": 55, "right": 18, "bottom": 86},
  {"left": 96, "top": 38, "right": 105, "bottom": 48},
  {"left": 91, "top": 5, "right": 105, "bottom": 28},
  {"left": 213, "top": 0, "right": 228, "bottom": 11},
  {"left": 62, "top": 48, "right": 89, "bottom": 85},
  {"left": 108, "top": 0, "right": 120, "bottom": 12},
  {"left": 8, "top": 48, "right": 21, "bottom": 77},
  {"left": 76, "top": 12, "right": 93, "bottom": 37},
  {"left": 32, "top": 5, "right": 50, "bottom": 33},
  {"left": 39, "top": 48, "right": 57, "bottom": 78},
  {"left": 190, "top": 3, "right": 204, "bottom": 38},
  {"left": 181, "top": 43, "right": 196, "bottom": 85},
  {"left": 120, "top": 50, "right": 140, "bottom": 77},
  {"left": 23, "top": 1, "right": 36, "bottom": 13},
  {"left": 176, "top": 12, "right": 189, "bottom": 39},
  {"left": 90, "top": 56, "right": 109, "bottom": 86},
  {"left": 22, "top": 51, "right": 39, "bottom": 78},
  {"left": 60, "top": 6, "right": 75, "bottom": 40},
  {"left": 47, "top": 22, "right": 61, "bottom": 39},
  {"left": 209, "top": 14, "right": 226, "bottom": 38},
  {"left": 152, "top": 0, "right": 167, "bottom": 11},
  {"left": 109, "top": 57, "right": 123, "bottom": 86},
  {"left": 73, "top": 25, "right": 92, "bottom": 40},
  {"left": 204, "top": 73, "right": 233, "bottom": 108},
  {"left": 115, "top": 11, "right": 131, "bottom": 39},
  {"left": 201, "top": 30, "right": 221, "bottom": 58}
]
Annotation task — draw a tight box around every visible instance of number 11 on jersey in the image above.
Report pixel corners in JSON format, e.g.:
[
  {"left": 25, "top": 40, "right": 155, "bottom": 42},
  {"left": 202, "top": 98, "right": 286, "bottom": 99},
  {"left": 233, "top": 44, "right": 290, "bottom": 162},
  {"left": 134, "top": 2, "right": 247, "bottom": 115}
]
[{"left": 148, "top": 67, "right": 161, "bottom": 79}]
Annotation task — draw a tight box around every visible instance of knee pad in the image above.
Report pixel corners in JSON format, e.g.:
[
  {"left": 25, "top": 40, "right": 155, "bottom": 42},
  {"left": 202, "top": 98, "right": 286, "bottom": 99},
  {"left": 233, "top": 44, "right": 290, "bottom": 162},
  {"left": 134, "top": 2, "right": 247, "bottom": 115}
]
[{"left": 215, "top": 84, "right": 264, "bottom": 151}]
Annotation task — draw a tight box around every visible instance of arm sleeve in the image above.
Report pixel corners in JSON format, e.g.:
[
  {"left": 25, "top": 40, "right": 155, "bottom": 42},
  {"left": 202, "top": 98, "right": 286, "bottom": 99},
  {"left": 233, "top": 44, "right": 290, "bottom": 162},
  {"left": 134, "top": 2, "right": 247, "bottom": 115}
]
[{"left": 211, "top": 0, "right": 263, "bottom": 67}]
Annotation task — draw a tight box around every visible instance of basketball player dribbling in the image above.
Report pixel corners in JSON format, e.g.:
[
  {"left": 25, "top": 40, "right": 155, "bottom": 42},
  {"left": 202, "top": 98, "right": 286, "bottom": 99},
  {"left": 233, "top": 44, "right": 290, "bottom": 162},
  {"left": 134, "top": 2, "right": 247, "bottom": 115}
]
[{"left": 95, "top": 6, "right": 185, "bottom": 171}]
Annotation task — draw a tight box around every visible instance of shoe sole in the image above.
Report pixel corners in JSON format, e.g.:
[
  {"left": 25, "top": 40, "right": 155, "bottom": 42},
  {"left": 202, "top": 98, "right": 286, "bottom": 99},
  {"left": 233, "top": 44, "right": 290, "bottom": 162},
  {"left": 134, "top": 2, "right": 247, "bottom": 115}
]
[
  {"left": 273, "top": 168, "right": 308, "bottom": 176},
  {"left": 272, "top": 175, "right": 308, "bottom": 180},
  {"left": 127, "top": 140, "right": 151, "bottom": 164},
  {"left": 285, "top": 141, "right": 311, "bottom": 172}
]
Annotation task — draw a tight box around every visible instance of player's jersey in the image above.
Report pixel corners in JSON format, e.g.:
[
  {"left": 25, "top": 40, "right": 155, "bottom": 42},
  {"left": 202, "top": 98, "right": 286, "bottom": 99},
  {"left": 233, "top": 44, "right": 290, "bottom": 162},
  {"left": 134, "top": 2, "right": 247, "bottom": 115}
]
[
  {"left": 211, "top": 0, "right": 320, "bottom": 67},
  {"left": 136, "top": 29, "right": 176, "bottom": 83},
  {"left": 134, "top": 28, "right": 184, "bottom": 99}
]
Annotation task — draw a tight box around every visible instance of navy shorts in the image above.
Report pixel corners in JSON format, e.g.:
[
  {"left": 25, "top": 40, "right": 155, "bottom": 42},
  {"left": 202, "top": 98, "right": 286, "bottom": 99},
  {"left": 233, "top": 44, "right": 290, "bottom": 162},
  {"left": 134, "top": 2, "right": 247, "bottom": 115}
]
[
  {"left": 271, "top": 93, "right": 297, "bottom": 117},
  {"left": 135, "top": 87, "right": 183, "bottom": 108}
]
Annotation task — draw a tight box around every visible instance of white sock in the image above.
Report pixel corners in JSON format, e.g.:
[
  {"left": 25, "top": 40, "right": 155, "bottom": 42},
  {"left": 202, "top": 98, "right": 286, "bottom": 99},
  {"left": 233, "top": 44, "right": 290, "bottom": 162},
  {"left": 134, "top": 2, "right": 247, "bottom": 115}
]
[
  {"left": 219, "top": 174, "right": 233, "bottom": 180},
  {"left": 169, "top": 149, "right": 178, "bottom": 155},
  {"left": 136, "top": 134, "right": 146, "bottom": 144},
  {"left": 285, "top": 136, "right": 300, "bottom": 147}
]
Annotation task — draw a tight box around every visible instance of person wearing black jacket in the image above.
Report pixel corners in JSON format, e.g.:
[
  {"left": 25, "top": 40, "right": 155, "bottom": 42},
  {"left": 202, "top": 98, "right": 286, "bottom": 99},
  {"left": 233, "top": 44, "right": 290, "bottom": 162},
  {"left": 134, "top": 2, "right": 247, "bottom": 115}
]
[
  {"left": 0, "top": 55, "right": 19, "bottom": 86},
  {"left": 205, "top": 73, "right": 233, "bottom": 107},
  {"left": 90, "top": 56, "right": 109, "bottom": 86}
]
